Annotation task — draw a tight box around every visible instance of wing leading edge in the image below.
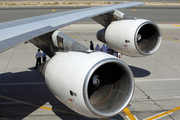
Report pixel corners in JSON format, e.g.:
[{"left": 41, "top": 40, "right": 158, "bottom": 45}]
[{"left": 0, "top": 2, "right": 144, "bottom": 53}]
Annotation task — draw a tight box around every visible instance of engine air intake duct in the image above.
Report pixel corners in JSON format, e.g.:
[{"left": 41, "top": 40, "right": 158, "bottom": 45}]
[
  {"left": 136, "top": 23, "right": 159, "bottom": 53},
  {"left": 87, "top": 62, "right": 130, "bottom": 114}
]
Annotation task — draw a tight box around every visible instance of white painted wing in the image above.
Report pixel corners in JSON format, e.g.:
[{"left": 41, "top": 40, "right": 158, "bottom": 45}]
[{"left": 0, "top": 2, "right": 144, "bottom": 52}]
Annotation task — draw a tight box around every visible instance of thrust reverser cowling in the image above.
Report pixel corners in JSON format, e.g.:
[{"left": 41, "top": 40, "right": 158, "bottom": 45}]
[
  {"left": 97, "top": 19, "right": 162, "bottom": 57},
  {"left": 40, "top": 52, "right": 134, "bottom": 118}
]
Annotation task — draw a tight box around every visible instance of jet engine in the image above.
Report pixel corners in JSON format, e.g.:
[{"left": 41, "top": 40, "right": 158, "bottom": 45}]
[
  {"left": 39, "top": 51, "right": 134, "bottom": 118},
  {"left": 97, "top": 19, "right": 162, "bottom": 57}
]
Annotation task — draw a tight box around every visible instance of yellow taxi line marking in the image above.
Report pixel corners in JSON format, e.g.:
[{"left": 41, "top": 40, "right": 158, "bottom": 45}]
[
  {"left": 52, "top": 9, "right": 55, "bottom": 11},
  {"left": 131, "top": 9, "right": 137, "bottom": 11},
  {"left": 70, "top": 35, "right": 77, "bottom": 38},
  {"left": 40, "top": 106, "right": 52, "bottom": 110},
  {"left": 3, "top": 93, "right": 180, "bottom": 120},
  {"left": 0, "top": 94, "right": 120, "bottom": 120},
  {"left": 144, "top": 106, "right": 180, "bottom": 120},
  {"left": 123, "top": 107, "right": 137, "bottom": 120},
  {"left": 0, "top": 94, "right": 77, "bottom": 116},
  {"left": 162, "top": 35, "right": 174, "bottom": 38},
  {"left": 174, "top": 24, "right": 180, "bottom": 27},
  {"left": 143, "top": 111, "right": 172, "bottom": 120}
]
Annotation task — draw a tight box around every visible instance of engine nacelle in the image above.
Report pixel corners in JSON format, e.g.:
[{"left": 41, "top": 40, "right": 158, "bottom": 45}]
[
  {"left": 97, "top": 19, "right": 162, "bottom": 57},
  {"left": 40, "top": 51, "right": 134, "bottom": 118}
]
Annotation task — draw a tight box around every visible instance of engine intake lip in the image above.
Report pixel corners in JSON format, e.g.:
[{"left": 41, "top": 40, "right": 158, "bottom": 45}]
[
  {"left": 83, "top": 58, "right": 134, "bottom": 117},
  {"left": 134, "top": 21, "right": 162, "bottom": 56}
]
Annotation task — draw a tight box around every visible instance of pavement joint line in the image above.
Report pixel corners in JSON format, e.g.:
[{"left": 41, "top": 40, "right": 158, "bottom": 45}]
[
  {"left": 123, "top": 107, "right": 137, "bottom": 120},
  {"left": 1, "top": 46, "right": 15, "bottom": 80},
  {"left": 167, "top": 39, "right": 180, "bottom": 42},
  {"left": 135, "top": 83, "right": 168, "bottom": 119},
  {"left": 150, "top": 51, "right": 180, "bottom": 78},
  {"left": 0, "top": 102, "right": 19, "bottom": 105},
  {"left": 0, "top": 82, "right": 46, "bottom": 86},
  {"left": 136, "top": 77, "right": 180, "bottom": 120},
  {"left": 69, "top": 26, "right": 87, "bottom": 41}
]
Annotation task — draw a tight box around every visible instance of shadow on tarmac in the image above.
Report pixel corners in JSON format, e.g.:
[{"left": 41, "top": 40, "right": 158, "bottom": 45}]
[
  {"left": 129, "top": 65, "right": 151, "bottom": 78},
  {"left": 0, "top": 65, "right": 149, "bottom": 119},
  {"left": 0, "top": 67, "right": 126, "bottom": 120},
  {"left": 0, "top": 68, "right": 55, "bottom": 119},
  {"left": 51, "top": 103, "right": 125, "bottom": 120}
]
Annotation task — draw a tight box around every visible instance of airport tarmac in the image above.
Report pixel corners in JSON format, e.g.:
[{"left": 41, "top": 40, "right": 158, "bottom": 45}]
[
  {"left": 0, "top": 7, "right": 180, "bottom": 120},
  {"left": 0, "top": 6, "right": 180, "bottom": 24}
]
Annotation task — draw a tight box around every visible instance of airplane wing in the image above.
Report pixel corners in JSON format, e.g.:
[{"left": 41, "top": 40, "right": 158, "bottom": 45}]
[{"left": 0, "top": 2, "right": 143, "bottom": 53}]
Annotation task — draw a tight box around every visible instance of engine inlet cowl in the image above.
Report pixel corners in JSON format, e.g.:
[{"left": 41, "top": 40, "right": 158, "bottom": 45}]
[
  {"left": 40, "top": 51, "right": 134, "bottom": 118},
  {"left": 97, "top": 19, "right": 162, "bottom": 57}
]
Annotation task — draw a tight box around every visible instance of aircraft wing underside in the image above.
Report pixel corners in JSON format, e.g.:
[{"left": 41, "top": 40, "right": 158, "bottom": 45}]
[{"left": 0, "top": 2, "right": 143, "bottom": 53}]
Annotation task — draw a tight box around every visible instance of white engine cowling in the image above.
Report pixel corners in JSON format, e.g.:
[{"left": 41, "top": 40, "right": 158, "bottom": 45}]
[
  {"left": 40, "top": 51, "right": 134, "bottom": 118},
  {"left": 97, "top": 19, "right": 162, "bottom": 57}
]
